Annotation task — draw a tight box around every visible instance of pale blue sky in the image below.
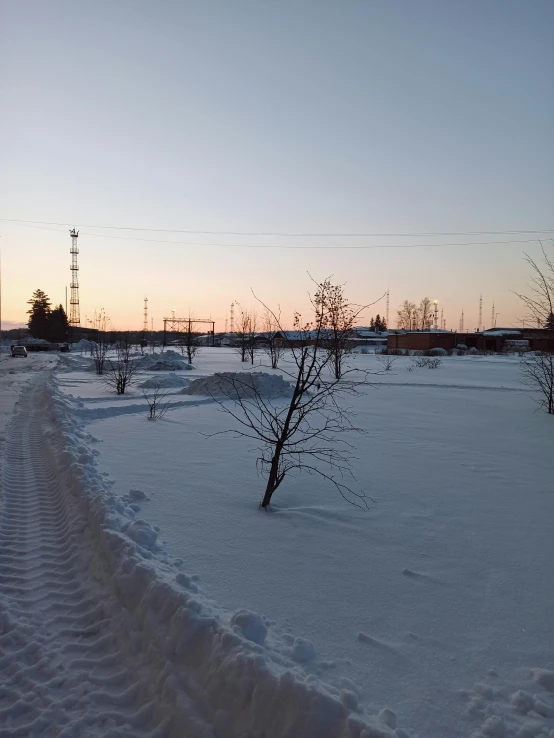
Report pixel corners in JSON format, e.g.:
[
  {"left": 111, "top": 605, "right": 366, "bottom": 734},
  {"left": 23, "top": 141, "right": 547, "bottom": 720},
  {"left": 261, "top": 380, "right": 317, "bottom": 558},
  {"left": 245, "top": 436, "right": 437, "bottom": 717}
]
[{"left": 1, "top": 0, "right": 553, "bottom": 330}]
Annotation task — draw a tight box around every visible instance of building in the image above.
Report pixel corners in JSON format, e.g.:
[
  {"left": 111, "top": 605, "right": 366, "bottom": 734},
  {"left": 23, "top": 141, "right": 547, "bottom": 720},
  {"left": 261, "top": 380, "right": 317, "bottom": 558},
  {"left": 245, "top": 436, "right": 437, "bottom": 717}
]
[{"left": 387, "top": 328, "right": 554, "bottom": 353}]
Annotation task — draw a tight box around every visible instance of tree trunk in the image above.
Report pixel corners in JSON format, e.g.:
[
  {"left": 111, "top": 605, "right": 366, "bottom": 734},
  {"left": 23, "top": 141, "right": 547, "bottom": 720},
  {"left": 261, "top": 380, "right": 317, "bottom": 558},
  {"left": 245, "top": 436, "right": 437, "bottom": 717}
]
[{"left": 261, "top": 445, "right": 283, "bottom": 507}]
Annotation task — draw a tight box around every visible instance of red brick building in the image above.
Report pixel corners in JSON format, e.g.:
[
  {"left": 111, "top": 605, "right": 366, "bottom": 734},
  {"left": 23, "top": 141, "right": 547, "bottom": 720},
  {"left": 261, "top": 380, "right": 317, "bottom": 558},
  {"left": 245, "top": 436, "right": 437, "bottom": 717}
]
[{"left": 387, "top": 329, "right": 554, "bottom": 353}]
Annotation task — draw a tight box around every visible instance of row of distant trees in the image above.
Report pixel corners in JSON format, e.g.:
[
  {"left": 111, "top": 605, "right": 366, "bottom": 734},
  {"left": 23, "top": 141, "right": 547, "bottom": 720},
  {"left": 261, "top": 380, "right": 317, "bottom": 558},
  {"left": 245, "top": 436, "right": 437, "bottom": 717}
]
[{"left": 27, "top": 289, "right": 69, "bottom": 342}]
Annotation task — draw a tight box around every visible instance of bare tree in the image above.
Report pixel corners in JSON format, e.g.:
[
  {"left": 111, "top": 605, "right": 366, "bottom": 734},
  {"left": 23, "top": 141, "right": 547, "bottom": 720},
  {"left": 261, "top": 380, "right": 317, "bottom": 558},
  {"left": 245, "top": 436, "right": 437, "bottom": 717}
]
[
  {"left": 521, "top": 352, "right": 554, "bottom": 415},
  {"left": 515, "top": 242, "right": 554, "bottom": 328},
  {"left": 234, "top": 308, "right": 257, "bottom": 364},
  {"left": 516, "top": 242, "right": 554, "bottom": 414},
  {"left": 209, "top": 281, "right": 372, "bottom": 509},
  {"left": 312, "top": 278, "right": 372, "bottom": 380},
  {"left": 142, "top": 379, "right": 175, "bottom": 420},
  {"left": 415, "top": 297, "right": 434, "bottom": 330},
  {"left": 90, "top": 309, "right": 112, "bottom": 375},
  {"left": 178, "top": 319, "right": 199, "bottom": 365},
  {"left": 397, "top": 300, "right": 418, "bottom": 330},
  {"left": 262, "top": 308, "right": 285, "bottom": 369},
  {"left": 104, "top": 334, "right": 140, "bottom": 395}
]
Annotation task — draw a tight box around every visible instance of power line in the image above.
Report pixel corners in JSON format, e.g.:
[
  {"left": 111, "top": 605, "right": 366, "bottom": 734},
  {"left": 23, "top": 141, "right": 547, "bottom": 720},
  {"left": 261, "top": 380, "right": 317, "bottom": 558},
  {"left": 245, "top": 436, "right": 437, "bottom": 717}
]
[
  {"left": 5, "top": 223, "right": 550, "bottom": 249},
  {"left": 1, "top": 217, "right": 554, "bottom": 238}
]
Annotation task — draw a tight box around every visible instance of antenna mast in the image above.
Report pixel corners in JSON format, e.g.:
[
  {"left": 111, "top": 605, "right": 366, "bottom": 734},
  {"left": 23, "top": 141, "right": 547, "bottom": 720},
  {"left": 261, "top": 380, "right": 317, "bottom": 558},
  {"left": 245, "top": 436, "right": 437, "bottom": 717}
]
[
  {"left": 143, "top": 297, "right": 148, "bottom": 333},
  {"left": 386, "top": 289, "right": 390, "bottom": 328},
  {"left": 69, "top": 229, "right": 80, "bottom": 326},
  {"left": 478, "top": 294, "right": 483, "bottom": 332},
  {"left": 230, "top": 301, "right": 235, "bottom": 333},
  {"left": 491, "top": 301, "right": 495, "bottom": 330}
]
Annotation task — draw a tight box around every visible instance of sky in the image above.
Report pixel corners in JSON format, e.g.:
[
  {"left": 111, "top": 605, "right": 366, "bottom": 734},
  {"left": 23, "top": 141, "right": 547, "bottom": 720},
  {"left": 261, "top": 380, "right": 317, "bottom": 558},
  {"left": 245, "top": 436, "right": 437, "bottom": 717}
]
[{"left": 1, "top": 0, "right": 553, "bottom": 332}]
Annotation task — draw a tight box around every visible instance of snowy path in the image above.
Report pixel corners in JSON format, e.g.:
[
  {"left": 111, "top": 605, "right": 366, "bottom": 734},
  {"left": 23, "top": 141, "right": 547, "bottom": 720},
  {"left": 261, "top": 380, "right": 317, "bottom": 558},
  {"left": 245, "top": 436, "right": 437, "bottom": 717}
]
[{"left": 0, "top": 377, "right": 174, "bottom": 737}]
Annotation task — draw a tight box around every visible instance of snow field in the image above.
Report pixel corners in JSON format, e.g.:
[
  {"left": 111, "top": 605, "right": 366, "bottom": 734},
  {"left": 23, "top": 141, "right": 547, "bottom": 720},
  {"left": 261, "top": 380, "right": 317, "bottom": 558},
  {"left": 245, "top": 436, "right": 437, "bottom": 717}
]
[
  {"left": 71, "top": 349, "right": 554, "bottom": 738},
  {"left": 34, "top": 374, "right": 405, "bottom": 737}
]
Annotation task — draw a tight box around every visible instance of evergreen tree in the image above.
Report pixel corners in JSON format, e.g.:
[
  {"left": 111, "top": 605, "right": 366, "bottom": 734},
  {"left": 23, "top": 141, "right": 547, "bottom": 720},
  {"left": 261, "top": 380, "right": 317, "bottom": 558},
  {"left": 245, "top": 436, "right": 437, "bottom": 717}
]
[
  {"left": 369, "top": 317, "right": 375, "bottom": 331},
  {"left": 545, "top": 312, "right": 554, "bottom": 330},
  {"left": 27, "top": 289, "right": 51, "bottom": 339},
  {"left": 48, "top": 305, "right": 69, "bottom": 341},
  {"left": 374, "top": 313, "right": 387, "bottom": 332}
]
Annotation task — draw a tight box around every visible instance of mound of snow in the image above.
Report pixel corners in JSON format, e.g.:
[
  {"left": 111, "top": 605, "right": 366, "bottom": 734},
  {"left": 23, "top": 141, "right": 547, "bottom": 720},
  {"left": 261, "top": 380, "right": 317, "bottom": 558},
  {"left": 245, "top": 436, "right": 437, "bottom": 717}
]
[
  {"left": 72, "top": 338, "right": 96, "bottom": 351},
  {"left": 184, "top": 372, "right": 292, "bottom": 399},
  {"left": 140, "top": 374, "right": 191, "bottom": 389},
  {"left": 162, "top": 349, "right": 185, "bottom": 360},
  {"left": 138, "top": 352, "right": 191, "bottom": 372}
]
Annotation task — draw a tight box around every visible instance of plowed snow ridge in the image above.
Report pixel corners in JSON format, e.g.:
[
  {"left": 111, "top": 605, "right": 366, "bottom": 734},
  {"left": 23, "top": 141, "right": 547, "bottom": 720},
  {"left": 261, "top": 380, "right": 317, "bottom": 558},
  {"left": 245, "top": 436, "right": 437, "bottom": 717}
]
[{"left": 0, "top": 374, "right": 395, "bottom": 738}]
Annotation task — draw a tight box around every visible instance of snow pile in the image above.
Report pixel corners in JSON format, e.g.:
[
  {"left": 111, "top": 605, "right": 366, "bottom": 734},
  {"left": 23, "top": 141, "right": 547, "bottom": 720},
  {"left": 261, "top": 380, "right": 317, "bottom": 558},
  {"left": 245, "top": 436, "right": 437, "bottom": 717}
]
[
  {"left": 139, "top": 374, "right": 191, "bottom": 389},
  {"left": 72, "top": 338, "right": 95, "bottom": 351},
  {"left": 44, "top": 377, "right": 400, "bottom": 738},
  {"left": 137, "top": 351, "right": 191, "bottom": 372},
  {"left": 185, "top": 371, "right": 292, "bottom": 399}
]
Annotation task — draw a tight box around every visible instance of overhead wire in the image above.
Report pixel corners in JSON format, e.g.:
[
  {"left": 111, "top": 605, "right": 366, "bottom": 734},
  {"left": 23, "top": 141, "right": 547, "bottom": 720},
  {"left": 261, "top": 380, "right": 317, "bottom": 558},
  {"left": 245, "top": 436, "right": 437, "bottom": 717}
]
[{"left": 1, "top": 217, "right": 554, "bottom": 239}]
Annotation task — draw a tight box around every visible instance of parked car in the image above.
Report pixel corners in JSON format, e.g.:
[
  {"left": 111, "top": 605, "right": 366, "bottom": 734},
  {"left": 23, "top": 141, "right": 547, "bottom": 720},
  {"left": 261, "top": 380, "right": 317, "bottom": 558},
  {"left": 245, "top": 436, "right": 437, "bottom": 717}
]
[{"left": 11, "top": 346, "right": 28, "bottom": 358}]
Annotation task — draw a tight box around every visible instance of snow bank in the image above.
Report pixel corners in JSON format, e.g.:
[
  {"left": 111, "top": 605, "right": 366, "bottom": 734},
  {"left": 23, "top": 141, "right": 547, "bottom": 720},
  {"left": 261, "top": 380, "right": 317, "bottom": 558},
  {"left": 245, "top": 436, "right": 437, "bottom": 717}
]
[
  {"left": 139, "top": 374, "right": 191, "bottom": 388},
  {"left": 44, "top": 377, "right": 397, "bottom": 738},
  {"left": 185, "top": 371, "right": 292, "bottom": 399}
]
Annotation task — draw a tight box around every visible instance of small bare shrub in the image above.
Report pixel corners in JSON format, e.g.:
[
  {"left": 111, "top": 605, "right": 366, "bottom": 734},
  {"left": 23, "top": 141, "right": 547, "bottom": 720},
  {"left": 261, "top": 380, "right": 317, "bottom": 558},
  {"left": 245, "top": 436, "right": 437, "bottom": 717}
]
[
  {"left": 426, "top": 357, "right": 442, "bottom": 369},
  {"left": 411, "top": 356, "right": 441, "bottom": 369},
  {"left": 376, "top": 355, "right": 397, "bottom": 372},
  {"left": 142, "top": 379, "right": 174, "bottom": 420}
]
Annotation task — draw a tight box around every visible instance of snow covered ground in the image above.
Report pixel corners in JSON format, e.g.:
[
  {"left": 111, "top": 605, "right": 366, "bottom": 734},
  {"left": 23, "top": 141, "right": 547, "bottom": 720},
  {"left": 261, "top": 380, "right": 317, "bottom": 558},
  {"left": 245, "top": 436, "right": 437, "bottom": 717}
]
[{"left": 1, "top": 348, "right": 553, "bottom": 737}]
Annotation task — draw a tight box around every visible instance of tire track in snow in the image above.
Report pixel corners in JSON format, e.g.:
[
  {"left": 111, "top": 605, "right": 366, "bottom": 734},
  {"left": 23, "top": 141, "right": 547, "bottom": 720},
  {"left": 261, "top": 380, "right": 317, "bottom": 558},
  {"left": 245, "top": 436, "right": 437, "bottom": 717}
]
[{"left": 0, "top": 379, "right": 178, "bottom": 738}]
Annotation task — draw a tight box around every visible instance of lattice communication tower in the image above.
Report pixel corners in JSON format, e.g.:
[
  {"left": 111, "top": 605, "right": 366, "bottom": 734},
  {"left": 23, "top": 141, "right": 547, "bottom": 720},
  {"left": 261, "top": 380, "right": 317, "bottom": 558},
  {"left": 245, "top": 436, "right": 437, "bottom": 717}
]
[{"left": 69, "top": 229, "right": 80, "bottom": 326}]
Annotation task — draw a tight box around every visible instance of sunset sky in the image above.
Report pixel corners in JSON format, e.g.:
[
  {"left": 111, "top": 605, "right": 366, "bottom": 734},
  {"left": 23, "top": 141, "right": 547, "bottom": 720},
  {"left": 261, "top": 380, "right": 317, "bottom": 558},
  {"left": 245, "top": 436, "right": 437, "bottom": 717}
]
[{"left": 1, "top": 0, "right": 553, "bottom": 332}]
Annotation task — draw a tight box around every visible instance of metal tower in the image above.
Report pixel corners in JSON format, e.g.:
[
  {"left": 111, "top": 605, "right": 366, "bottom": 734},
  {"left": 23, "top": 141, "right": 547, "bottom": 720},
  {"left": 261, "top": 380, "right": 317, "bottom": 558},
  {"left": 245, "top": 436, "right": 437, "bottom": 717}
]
[
  {"left": 478, "top": 294, "right": 483, "bottom": 332},
  {"left": 143, "top": 297, "right": 148, "bottom": 333},
  {"left": 230, "top": 301, "right": 235, "bottom": 333},
  {"left": 491, "top": 302, "right": 495, "bottom": 330},
  {"left": 440, "top": 306, "right": 444, "bottom": 330},
  {"left": 459, "top": 309, "right": 464, "bottom": 332},
  {"left": 433, "top": 300, "right": 439, "bottom": 330},
  {"left": 69, "top": 229, "right": 80, "bottom": 325},
  {"left": 386, "top": 289, "right": 390, "bottom": 328}
]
